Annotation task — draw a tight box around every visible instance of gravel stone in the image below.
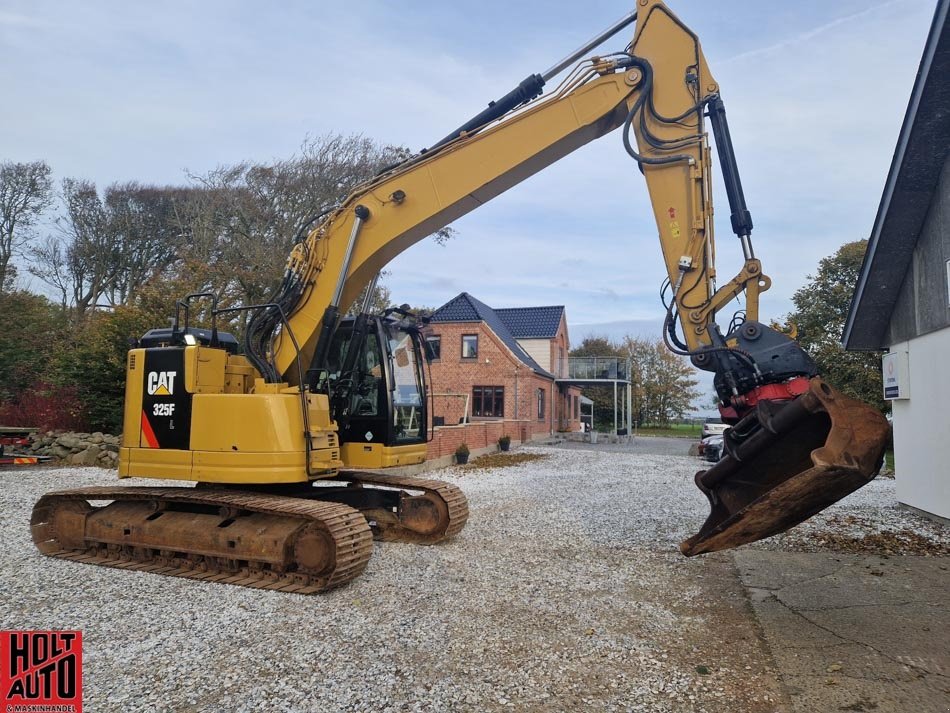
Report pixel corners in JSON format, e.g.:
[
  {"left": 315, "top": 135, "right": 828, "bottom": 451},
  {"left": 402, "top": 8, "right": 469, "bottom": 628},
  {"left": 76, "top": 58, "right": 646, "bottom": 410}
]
[{"left": 1, "top": 444, "right": 937, "bottom": 712}]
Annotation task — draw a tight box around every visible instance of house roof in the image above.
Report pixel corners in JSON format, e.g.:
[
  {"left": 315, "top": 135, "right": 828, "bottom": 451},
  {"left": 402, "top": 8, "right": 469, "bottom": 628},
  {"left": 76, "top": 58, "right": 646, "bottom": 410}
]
[
  {"left": 494, "top": 306, "right": 565, "bottom": 339},
  {"left": 429, "top": 292, "right": 552, "bottom": 376},
  {"left": 843, "top": 0, "right": 950, "bottom": 350}
]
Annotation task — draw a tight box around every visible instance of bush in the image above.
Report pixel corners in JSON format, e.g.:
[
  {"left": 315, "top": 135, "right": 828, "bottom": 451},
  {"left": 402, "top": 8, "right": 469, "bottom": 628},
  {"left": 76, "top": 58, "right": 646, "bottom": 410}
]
[
  {"left": 455, "top": 443, "right": 470, "bottom": 457},
  {"left": 0, "top": 291, "right": 66, "bottom": 404},
  {"left": 0, "top": 381, "right": 90, "bottom": 431},
  {"left": 498, "top": 434, "right": 511, "bottom": 451}
]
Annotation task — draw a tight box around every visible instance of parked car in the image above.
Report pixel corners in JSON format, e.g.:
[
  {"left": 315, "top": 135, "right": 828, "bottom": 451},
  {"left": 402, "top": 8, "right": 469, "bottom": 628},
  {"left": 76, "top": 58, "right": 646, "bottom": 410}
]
[
  {"left": 697, "top": 434, "right": 717, "bottom": 457},
  {"left": 703, "top": 435, "right": 725, "bottom": 463},
  {"left": 701, "top": 417, "right": 729, "bottom": 439}
]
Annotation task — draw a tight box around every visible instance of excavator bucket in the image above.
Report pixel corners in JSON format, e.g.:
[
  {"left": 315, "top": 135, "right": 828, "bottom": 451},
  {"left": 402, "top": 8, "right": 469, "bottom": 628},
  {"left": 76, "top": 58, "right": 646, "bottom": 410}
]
[{"left": 681, "top": 378, "right": 890, "bottom": 556}]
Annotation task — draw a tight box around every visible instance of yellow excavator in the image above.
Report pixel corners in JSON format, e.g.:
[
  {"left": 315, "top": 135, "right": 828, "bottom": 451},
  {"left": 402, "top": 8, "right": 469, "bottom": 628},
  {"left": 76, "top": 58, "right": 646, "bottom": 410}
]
[{"left": 31, "top": 0, "right": 889, "bottom": 593}]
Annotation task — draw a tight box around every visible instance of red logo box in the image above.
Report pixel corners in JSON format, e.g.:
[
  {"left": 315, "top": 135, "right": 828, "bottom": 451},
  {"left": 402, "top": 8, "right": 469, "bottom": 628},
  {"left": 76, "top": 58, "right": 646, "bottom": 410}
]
[{"left": 1, "top": 631, "right": 82, "bottom": 713}]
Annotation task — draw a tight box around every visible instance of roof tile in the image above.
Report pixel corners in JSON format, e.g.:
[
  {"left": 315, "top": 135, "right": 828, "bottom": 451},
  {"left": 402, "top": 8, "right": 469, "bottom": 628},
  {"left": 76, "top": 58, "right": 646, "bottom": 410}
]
[{"left": 495, "top": 306, "right": 564, "bottom": 338}]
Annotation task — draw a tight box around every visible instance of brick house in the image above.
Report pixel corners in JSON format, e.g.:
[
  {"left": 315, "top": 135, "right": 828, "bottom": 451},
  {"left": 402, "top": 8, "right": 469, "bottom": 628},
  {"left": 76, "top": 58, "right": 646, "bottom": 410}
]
[{"left": 423, "top": 293, "right": 582, "bottom": 459}]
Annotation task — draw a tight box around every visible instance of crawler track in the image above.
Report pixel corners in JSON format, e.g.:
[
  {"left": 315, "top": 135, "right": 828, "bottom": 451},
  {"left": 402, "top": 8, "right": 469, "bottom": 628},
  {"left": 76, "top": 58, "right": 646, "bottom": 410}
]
[
  {"left": 335, "top": 472, "right": 469, "bottom": 544},
  {"left": 31, "top": 487, "right": 374, "bottom": 594}
]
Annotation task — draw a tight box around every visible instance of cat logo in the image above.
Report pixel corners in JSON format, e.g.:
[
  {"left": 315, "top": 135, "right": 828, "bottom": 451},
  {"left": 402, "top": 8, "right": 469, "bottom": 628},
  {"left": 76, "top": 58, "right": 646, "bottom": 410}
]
[{"left": 147, "top": 370, "right": 177, "bottom": 396}]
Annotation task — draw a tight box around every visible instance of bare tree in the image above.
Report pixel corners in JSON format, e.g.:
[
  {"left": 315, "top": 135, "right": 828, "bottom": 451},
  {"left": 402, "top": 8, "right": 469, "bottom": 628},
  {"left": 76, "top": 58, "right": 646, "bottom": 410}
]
[
  {"left": 192, "top": 133, "right": 454, "bottom": 310},
  {"left": 28, "top": 235, "right": 69, "bottom": 308},
  {"left": 0, "top": 160, "right": 53, "bottom": 292},
  {"left": 29, "top": 179, "right": 116, "bottom": 319},
  {"left": 21, "top": 134, "right": 454, "bottom": 324}
]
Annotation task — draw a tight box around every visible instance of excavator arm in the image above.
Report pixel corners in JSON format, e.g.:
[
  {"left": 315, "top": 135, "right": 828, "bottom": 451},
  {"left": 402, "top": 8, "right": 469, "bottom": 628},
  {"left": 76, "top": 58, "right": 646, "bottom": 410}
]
[
  {"left": 235, "top": 0, "right": 889, "bottom": 556},
  {"left": 260, "top": 3, "right": 810, "bottom": 409},
  {"left": 267, "top": 2, "right": 752, "bottom": 382}
]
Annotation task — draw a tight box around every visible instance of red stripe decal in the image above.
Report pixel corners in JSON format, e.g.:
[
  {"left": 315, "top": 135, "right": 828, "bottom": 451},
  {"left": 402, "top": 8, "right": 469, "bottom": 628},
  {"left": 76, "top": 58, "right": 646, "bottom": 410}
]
[{"left": 141, "top": 410, "right": 159, "bottom": 448}]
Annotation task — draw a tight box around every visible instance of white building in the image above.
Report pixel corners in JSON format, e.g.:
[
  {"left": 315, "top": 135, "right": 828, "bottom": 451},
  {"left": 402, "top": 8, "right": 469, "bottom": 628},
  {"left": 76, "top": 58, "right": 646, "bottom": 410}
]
[{"left": 843, "top": 0, "right": 949, "bottom": 520}]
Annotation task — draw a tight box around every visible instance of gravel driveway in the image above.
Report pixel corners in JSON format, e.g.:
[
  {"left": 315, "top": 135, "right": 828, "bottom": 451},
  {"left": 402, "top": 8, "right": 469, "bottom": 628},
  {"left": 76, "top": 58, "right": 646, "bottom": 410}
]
[{"left": 2, "top": 443, "right": 931, "bottom": 712}]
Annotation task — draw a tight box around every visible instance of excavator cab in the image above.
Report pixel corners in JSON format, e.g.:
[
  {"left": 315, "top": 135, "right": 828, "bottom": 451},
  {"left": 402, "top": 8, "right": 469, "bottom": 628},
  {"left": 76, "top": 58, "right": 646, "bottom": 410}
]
[{"left": 319, "top": 311, "right": 430, "bottom": 468}]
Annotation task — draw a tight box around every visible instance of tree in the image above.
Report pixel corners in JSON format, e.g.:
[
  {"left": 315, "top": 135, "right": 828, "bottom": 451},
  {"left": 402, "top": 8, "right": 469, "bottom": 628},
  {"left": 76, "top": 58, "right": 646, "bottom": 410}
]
[
  {"left": 30, "top": 181, "right": 205, "bottom": 321},
  {"left": 30, "top": 179, "right": 116, "bottom": 318},
  {"left": 620, "top": 337, "right": 700, "bottom": 425},
  {"left": 570, "top": 336, "right": 620, "bottom": 360},
  {"left": 103, "top": 183, "right": 193, "bottom": 304},
  {"left": 0, "top": 160, "right": 53, "bottom": 292},
  {"left": 48, "top": 304, "right": 166, "bottom": 433},
  {"left": 788, "top": 239, "right": 885, "bottom": 412},
  {"left": 1, "top": 264, "right": 19, "bottom": 293},
  {"left": 191, "top": 133, "right": 454, "bottom": 313},
  {"left": 25, "top": 135, "right": 455, "bottom": 329}
]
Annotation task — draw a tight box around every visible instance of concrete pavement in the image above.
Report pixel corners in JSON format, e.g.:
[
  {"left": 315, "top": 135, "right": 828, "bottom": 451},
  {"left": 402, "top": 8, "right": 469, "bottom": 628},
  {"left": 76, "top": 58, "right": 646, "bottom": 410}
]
[{"left": 735, "top": 550, "right": 950, "bottom": 712}]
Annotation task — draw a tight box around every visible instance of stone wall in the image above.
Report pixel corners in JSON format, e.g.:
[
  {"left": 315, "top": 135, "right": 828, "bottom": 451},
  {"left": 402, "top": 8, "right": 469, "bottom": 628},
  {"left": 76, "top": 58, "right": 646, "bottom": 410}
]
[{"left": 29, "top": 432, "right": 120, "bottom": 468}]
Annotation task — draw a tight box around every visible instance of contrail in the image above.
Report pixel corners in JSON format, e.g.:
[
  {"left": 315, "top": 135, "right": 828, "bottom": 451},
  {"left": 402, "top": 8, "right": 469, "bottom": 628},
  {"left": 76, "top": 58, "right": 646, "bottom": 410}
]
[{"left": 720, "top": 0, "right": 912, "bottom": 65}]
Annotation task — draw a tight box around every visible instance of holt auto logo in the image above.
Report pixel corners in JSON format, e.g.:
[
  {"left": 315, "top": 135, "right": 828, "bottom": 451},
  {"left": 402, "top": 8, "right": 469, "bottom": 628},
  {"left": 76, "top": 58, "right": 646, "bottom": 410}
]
[{"left": 1, "top": 630, "right": 83, "bottom": 712}]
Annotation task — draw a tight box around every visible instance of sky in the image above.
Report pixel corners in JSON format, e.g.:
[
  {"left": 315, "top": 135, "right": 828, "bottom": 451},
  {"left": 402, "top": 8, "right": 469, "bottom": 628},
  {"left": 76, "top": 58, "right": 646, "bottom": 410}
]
[{"left": 1, "top": 0, "right": 937, "bottom": 344}]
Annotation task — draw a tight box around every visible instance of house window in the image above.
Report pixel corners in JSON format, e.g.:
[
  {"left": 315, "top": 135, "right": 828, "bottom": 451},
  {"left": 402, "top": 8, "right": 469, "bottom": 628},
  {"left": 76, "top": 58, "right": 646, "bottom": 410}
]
[
  {"left": 425, "top": 335, "right": 441, "bottom": 361},
  {"left": 473, "top": 386, "right": 504, "bottom": 418},
  {"left": 537, "top": 388, "right": 545, "bottom": 420},
  {"left": 461, "top": 334, "right": 478, "bottom": 359}
]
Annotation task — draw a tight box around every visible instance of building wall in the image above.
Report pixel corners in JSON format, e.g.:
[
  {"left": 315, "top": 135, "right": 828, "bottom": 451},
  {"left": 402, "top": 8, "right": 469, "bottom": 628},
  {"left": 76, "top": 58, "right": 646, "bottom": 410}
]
[
  {"left": 518, "top": 339, "right": 551, "bottom": 372},
  {"left": 513, "top": 315, "right": 571, "bottom": 377},
  {"left": 549, "top": 313, "right": 569, "bottom": 378},
  {"left": 426, "top": 419, "right": 540, "bottom": 461},
  {"left": 887, "top": 153, "right": 950, "bottom": 343},
  {"left": 889, "top": 330, "right": 950, "bottom": 519},
  {"left": 556, "top": 385, "right": 583, "bottom": 432},
  {"left": 424, "top": 318, "right": 583, "bottom": 455},
  {"left": 426, "top": 322, "right": 558, "bottom": 438},
  {"left": 884, "top": 153, "right": 950, "bottom": 520},
  {"left": 550, "top": 314, "right": 580, "bottom": 431}
]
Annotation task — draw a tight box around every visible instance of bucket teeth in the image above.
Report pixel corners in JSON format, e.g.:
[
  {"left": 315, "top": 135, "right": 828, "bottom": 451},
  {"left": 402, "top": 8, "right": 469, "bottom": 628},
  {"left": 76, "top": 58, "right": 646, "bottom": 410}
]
[{"left": 681, "top": 378, "right": 890, "bottom": 556}]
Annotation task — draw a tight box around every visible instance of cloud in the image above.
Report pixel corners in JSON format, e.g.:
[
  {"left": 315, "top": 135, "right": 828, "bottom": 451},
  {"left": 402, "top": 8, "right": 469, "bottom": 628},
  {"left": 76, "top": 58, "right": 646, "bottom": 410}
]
[{"left": 3, "top": 0, "right": 937, "bottom": 344}]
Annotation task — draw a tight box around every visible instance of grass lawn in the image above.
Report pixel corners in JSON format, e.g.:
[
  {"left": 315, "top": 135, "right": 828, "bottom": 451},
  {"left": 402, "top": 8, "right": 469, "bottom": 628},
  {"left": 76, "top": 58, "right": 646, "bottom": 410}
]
[{"left": 636, "top": 423, "right": 702, "bottom": 439}]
